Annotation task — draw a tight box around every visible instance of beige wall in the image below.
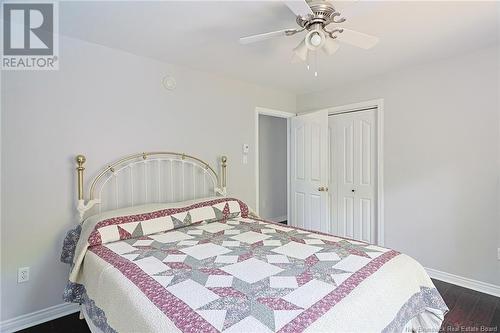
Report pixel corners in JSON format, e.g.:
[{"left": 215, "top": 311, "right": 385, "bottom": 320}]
[
  {"left": 0, "top": 36, "right": 295, "bottom": 320},
  {"left": 297, "top": 46, "right": 500, "bottom": 286}
]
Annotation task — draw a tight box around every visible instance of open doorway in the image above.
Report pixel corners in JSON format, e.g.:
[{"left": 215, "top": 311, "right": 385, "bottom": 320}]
[{"left": 255, "top": 107, "right": 294, "bottom": 224}]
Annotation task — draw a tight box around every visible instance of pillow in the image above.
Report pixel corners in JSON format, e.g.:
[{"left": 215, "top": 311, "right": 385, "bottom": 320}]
[{"left": 86, "top": 197, "right": 248, "bottom": 246}]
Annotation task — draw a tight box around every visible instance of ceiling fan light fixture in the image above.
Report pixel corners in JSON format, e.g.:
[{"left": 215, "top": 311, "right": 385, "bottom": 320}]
[
  {"left": 322, "top": 37, "right": 340, "bottom": 55},
  {"left": 293, "top": 40, "right": 309, "bottom": 62},
  {"left": 305, "top": 29, "right": 325, "bottom": 51},
  {"left": 310, "top": 32, "right": 322, "bottom": 47}
]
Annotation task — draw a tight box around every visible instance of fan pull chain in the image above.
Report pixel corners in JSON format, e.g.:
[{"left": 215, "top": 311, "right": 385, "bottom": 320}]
[{"left": 314, "top": 51, "right": 318, "bottom": 77}]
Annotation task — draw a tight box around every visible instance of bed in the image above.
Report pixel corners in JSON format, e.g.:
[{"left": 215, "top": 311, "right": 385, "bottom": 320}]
[{"left": 62, "top": 152, "right": 448, "bottom": 333}]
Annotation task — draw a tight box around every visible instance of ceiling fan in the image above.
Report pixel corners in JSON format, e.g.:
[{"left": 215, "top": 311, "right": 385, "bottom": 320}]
[{"left": 239, "top": 0, "right": 379, "bottom": 66}]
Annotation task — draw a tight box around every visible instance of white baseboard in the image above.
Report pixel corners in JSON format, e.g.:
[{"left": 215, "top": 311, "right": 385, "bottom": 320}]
[
  {"left": 0, "top": 303, "right": 80, "bottom": 333},
  {"left": 268, "top": 215, "right": 287, "bottom": 223},
  {"left": 426, "top": 267, "right": 500, "bottom": 297}
]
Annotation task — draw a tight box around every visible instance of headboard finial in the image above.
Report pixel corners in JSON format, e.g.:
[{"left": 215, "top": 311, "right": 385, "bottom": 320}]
[
  {"left": 221, "top": 155, "right": 227, "bottom": 190},
  {"left": 76, "top": 154, "right": 86, "bottom": 200},
  {"left": 76, "top": 154, "right": 86, "bottom": 166}
]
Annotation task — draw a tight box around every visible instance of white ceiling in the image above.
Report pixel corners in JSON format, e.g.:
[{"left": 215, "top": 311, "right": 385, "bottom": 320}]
[{"left": 59, "top": 1, "right": 500, "bottom": 94}]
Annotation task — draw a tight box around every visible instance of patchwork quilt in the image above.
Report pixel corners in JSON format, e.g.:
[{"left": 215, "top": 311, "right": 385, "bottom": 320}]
[{"left": 62, "top": 197, "right": 448, "bottom": 333}]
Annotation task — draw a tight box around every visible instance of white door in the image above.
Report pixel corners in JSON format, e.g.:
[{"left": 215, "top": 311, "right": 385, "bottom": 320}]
[
  {"left": 290, "top": 110, "right": 329, "bottom": 232},
  {"left": 329, "top": 109, "right": 377, "bottom": 243}
]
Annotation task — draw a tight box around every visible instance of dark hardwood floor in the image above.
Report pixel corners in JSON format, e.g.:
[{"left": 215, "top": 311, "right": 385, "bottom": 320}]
[
  {"left": 433, "top": 279, "right": 499, "bottom": 332},
  {"left": 17, "top": 312, "right": 90, "bottom": 333},
  {"left": 17, "top": 279, "right": 499, "bottom": 332}
]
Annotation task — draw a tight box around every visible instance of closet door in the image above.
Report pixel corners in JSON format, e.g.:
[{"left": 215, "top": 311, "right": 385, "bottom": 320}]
[
  {"left": 290, "top": 110, "right": 329, "bottom": 232},
  {"left": 329, "top": 109, "right": 376, "bottom": 243}
]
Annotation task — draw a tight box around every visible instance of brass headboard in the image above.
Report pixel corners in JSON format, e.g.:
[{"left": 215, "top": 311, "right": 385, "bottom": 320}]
[{"left": 75, "top": 152, "right": 227, "bottom": 220}]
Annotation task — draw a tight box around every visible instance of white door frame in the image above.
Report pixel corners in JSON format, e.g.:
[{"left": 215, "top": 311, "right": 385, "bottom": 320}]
[
  {"left": 255, "top": 107, "right": 295, "bottom": 219},
  {"left": 328, "top": 99, "right": 385, "bottom": 246}
]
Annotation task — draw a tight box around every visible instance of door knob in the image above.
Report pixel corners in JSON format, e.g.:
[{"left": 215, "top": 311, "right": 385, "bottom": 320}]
[
  {"left": 351, "top": 189, "right": 355, "bottom": 193},
  {"left": 318, "top": 186, "right": 328, "bottom": 192}
]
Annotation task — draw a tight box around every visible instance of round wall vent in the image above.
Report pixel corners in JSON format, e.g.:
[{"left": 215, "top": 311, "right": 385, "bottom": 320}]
[{"left": 162, "top": 76, "right": 177, "bottom": 90}]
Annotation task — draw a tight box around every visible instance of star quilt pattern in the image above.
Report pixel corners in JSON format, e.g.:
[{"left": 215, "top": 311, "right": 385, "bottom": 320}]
[
  {"left": 90, "top": 215, "right": 397, "bottom": 332},
  {"left": 63, "top": 197, "right": 448, "bottom": 333}
]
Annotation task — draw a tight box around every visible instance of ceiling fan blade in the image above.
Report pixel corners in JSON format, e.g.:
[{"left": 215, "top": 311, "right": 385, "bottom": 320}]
[
  {"left": 239, "top": 29, "right": 295, "bottom": 44},
  {"left": 336, "top": 28, "right": 379, "bottom": 49},
  {"left": 284, "top": 0, "right": 314, "bottom": 17},
  {"left": 322, "top": 38, "right": 340, "bottom": 55}
]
